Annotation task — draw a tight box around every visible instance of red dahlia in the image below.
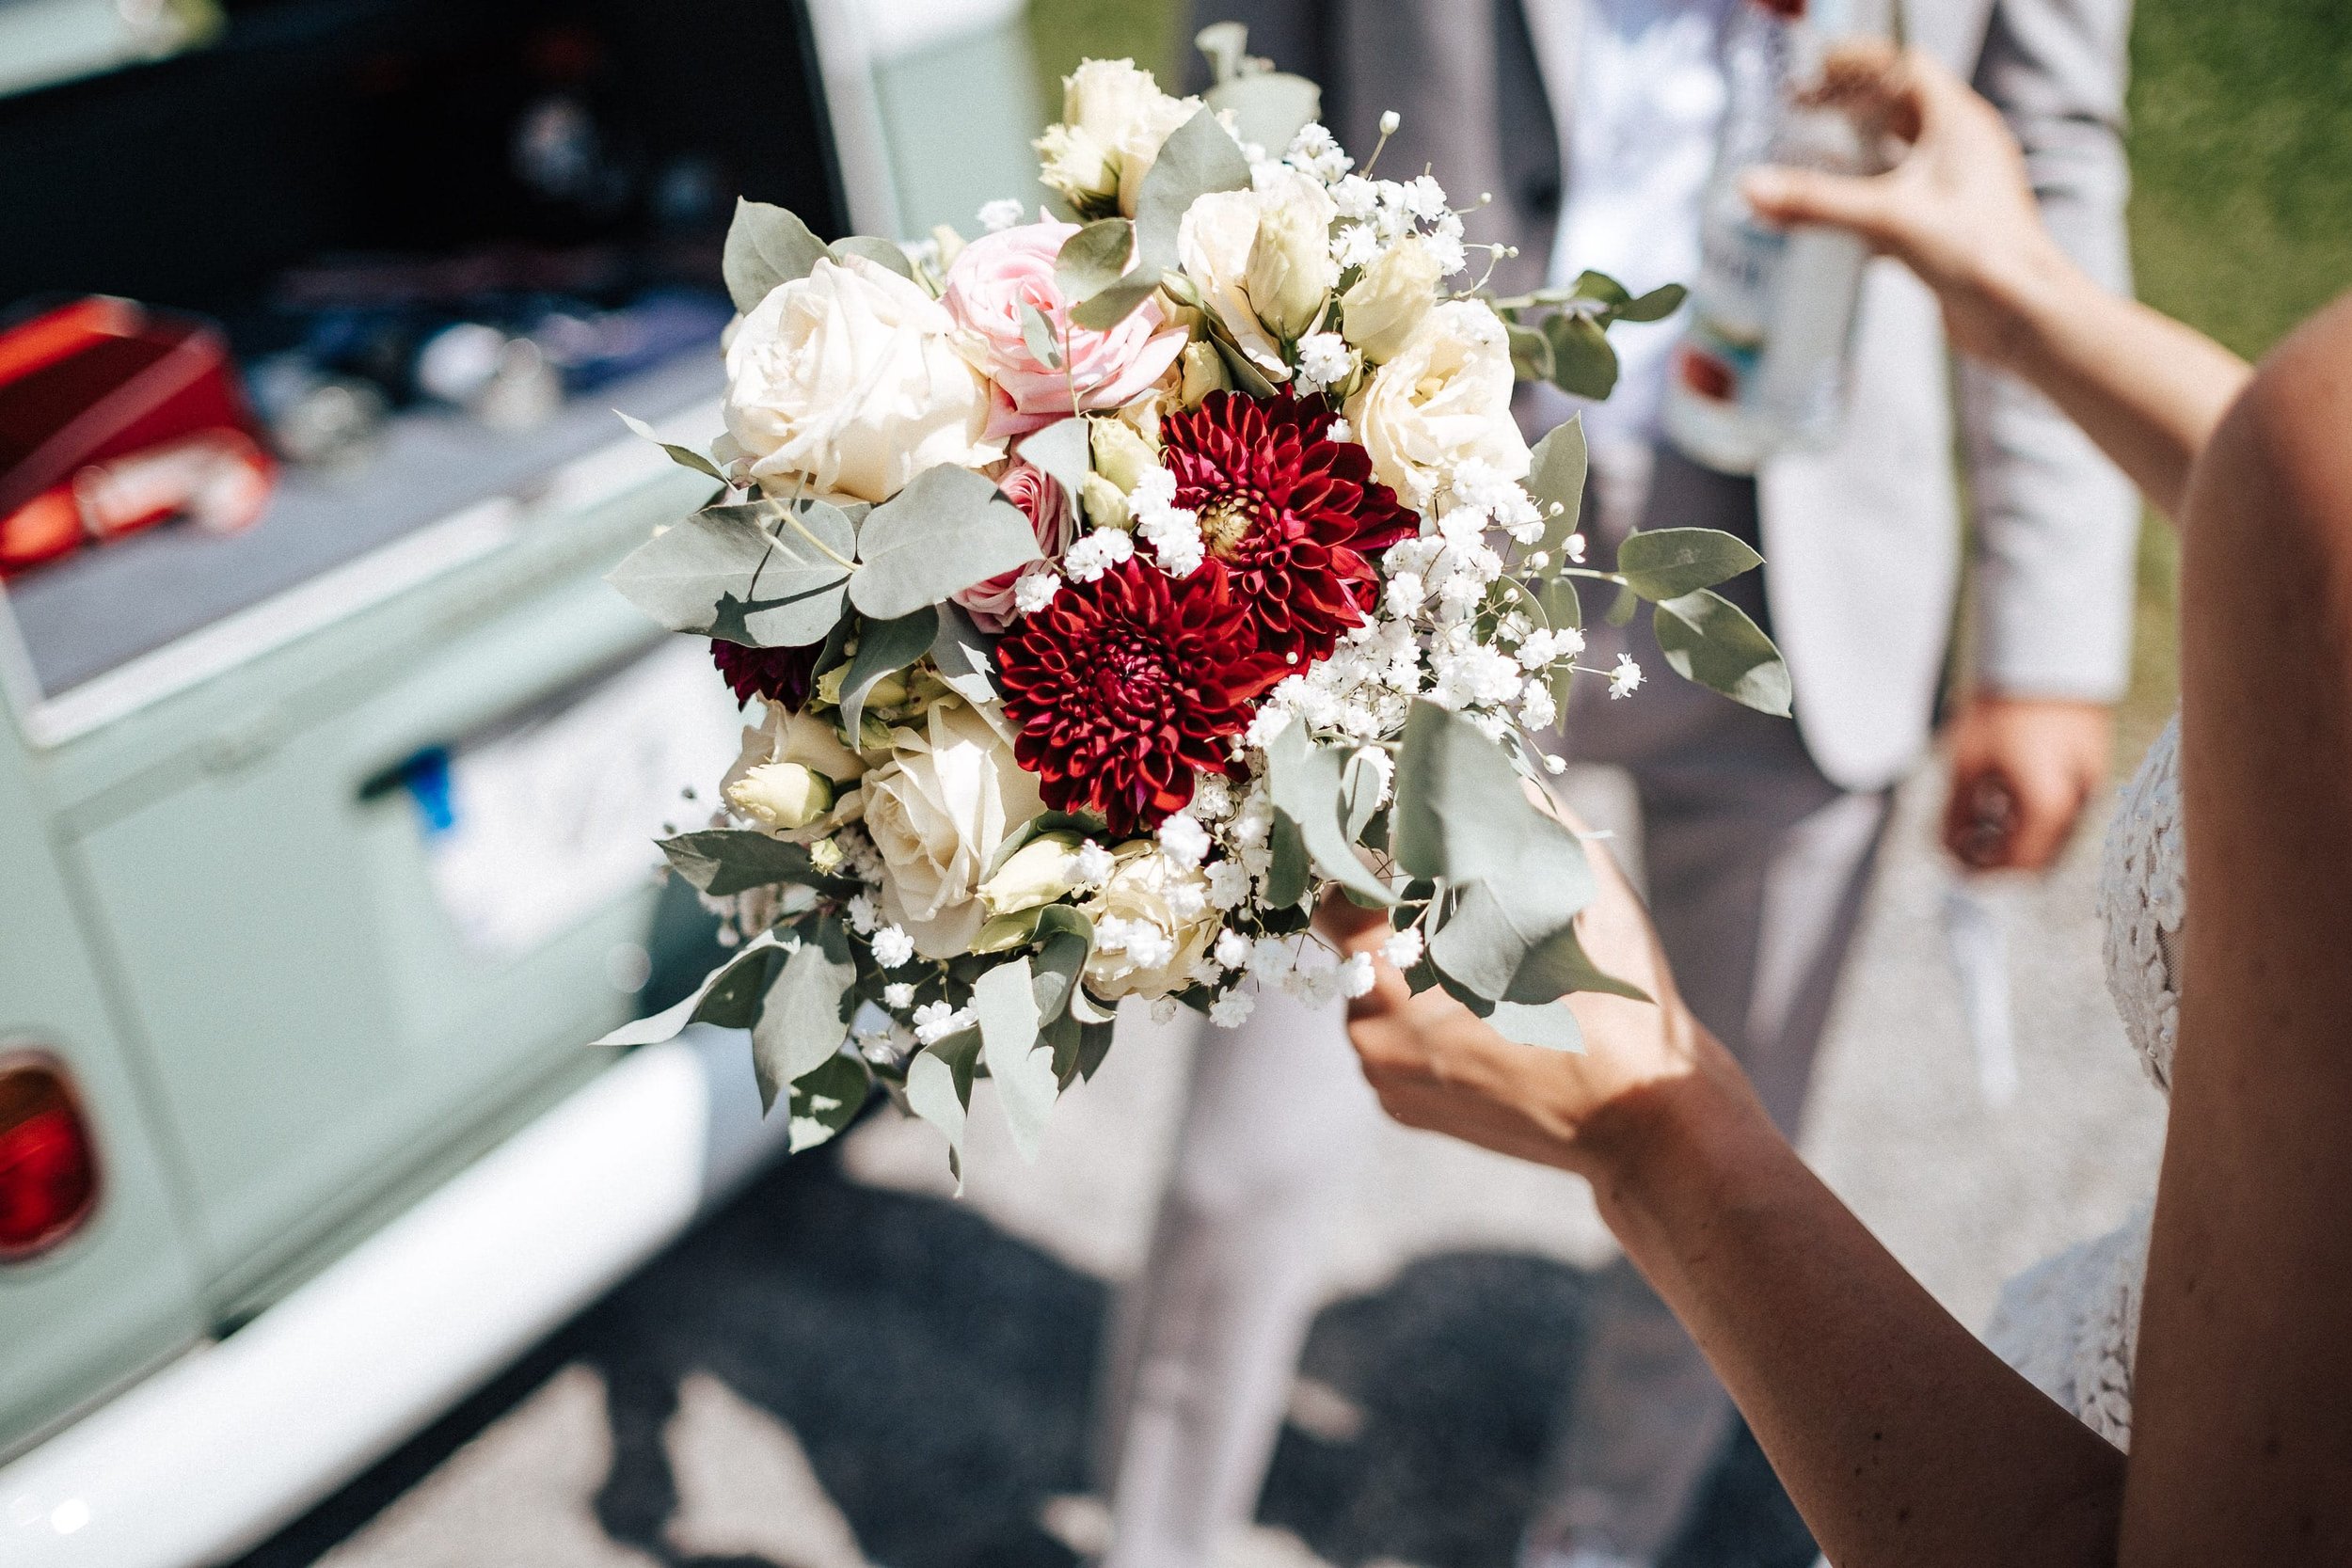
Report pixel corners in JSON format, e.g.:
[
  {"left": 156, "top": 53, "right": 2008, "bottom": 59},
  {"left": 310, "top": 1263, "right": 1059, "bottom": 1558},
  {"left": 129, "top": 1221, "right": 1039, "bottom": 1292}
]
[
  {"left": 995, "top": 559, "right": 1286, "bottom": 835},
  {"left": 711, "top": 639, "right": 820, "bottom": 709},
  {"left": 1158, "top": 389, "right": 1418, "bottom": 666}
]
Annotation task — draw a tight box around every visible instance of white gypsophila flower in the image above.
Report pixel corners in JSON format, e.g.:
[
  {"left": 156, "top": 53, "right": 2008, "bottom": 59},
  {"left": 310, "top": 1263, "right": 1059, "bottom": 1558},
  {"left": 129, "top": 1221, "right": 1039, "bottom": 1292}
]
[
  {"left": 977, "top": 198, "right": 1026, "bottom": 231},
  {"left": 1327, "top": 416, "right": 1352, "bottom": 442},
  {"left": 1384, "top": 572, "right": 1427, "bottom": 616},
  {"left": 882, "top": 981, "right": 915, "bottom": 1009},
  {"left": 1204, "top": 859, "right": 1251, "bottom": 910},
  {"left": 1164, "top": 876, "right": 1208, "bottom": 921},
  {"left": 1330, "top": 174, "right": 1377, "bottom": 221},
  {"left": 1295, "top": 332, "right": 1355, "bottom": 392},
  {"left": 1284, "top": 122, "right": 1353, "bottom": 182},
  {"left": 911, "top": 1000, "right": 953, "bottom": 1042},
  {"left": 1209, "top": 987, "right": 1257, "bottom": 1027},
  {"left": 1248, "top": 935, "right": 1295, "bottom": 980},
  {"left": 1424, "top": 214, "right": 1469, "bottom": 277},
  {"left": 1497, "top": 610, "right": 1532, "bottom": 644},
  {"left": 1152, "top": 996, "right": 1181, "bottom": 1023},
  {"left": 1519, "top": 682, "right": 1559, "bottom": 730},
  {"left": 1610, "top": 653, "right": 1645, "bottom": 700},
  {"left": 1428, "top": 647, "right": 1519, "bottom": 710},
  {"left": 1129, "top": 462, "right": 1178, "bottom": 508},
  {"left": 1378, "top": 108, "right": 1402, "bottom": 135},
  {"left": 845, "top": 893, "right": 880, "bottom": 933},
  {"left": 1086, "top": 848, "right": 1219, "bottom": 1000},
  {"left": 1073, "top": 839, "right": 1118, "bottom": 886},
  {"left": 1213, "top": 928, "right": 1252, "bottom": 970},
  {"left": 872, "top": 924, "right": 916, "bottom": 968},
  {"left": 1243, "top": 705, "right": 1293, "bottom": 750},
  {"left": 1517, "top": 628, "right": 1558, "bottom": 666},
  {"left": 1135, "top": 499, "right": 1205, "bottom": 577},
  {"left": 1351, "top": 745, "right": 1396, "bottom": 806},
  {"left": 1525, "top": 550, "right": 1550, "bottom": 572},
  {"left": 1191, "top": 771, "right": 1233, "bottom": 821},
  {"left": 1471, "top": 710, "right": 1512, "bottom": 742},
  {"left": 1011, "top": 567, "right": 1063, "bottom": 616},
  {"left": 1340, "top": 952, "right": 1377, "bottom": 999},
  {"left": 1330, "top": 223, "right": 1382, "bottom": 272},
  {"left": 1062, "top": 526, "right": 1136, "bottom": 582},
  {"left": 1156, "top": 811, "right": 1211, "bottom": 869},
  {"left": 1564, "top": 531, "right": 1589, "bottom": 564},
  {"left": 1400, "top": 174, "right": 1449, "bottom": 223},
  {"left": 1383, "top": 926, "right": 1425, "bottom": 969},
  {"left": 1186, "top": 953, "right": 1225, "bottom": 987},
  {"left": 1545, "top": 752, "right": 1568, "bottom": 775}
]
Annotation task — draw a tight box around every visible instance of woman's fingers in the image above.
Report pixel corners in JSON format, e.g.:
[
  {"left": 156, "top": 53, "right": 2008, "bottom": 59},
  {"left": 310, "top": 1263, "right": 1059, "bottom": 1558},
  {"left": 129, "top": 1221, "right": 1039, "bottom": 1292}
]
[{"left": 1741, "top": 165, "right": 1904, "bottom": 249}]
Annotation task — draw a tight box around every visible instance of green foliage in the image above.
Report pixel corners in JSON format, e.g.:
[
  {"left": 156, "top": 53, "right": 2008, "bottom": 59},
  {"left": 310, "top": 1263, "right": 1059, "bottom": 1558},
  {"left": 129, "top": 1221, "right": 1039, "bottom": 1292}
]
[
  {"left": 607, "top": 498, "right": 856, "bottom": 647},
  {"left": 615, "top": 411, "right": 725, "bottom": 482},
  {"left": 594, "top": 932, "right": 787, "bottom": 1047},
  {"left": 723, "top": 199, "right": 828, "bottom": 312},
  {"left": 660, "top": 830, "right": 818, "bottom": 896},
  {"left": 1525, "top": 418, "right": 1589, "bottom": 568},
  {"left": 849, "top": 465, "right": 1044, "bottom": 620},
  {"left": 829, "top": 234, "right": 915, "bottom": 280},
  {"left": 977, "top": 958, "right": 1056, "bottom": 1160},
  {"left": 1265, "top": 724, "right": 1398, "bottom": 906},
  {"left": 1652, "top": 588, "right": 1793, "bottom": 717},
  {"left": 1056, "top": 219, "right": 1136, "bottom": 302},
  {"left": 752, "top": 917, "right": 856, "bottom": 1111},
  {"left": 1073, "top": 107, "right": 1251, "bottom": 329},
  {"left": 1488, "top": 1001, "right": 1582, "bottom": 1052},
  {"left": 1616, "top": 528, "right": 1766, "bottom": 602},
  {"left": 839, "top": 608, "right": 940, "bottom": 737},
  {"left": 786, "top": 1053, "right": 873, "bottom": 1153}
]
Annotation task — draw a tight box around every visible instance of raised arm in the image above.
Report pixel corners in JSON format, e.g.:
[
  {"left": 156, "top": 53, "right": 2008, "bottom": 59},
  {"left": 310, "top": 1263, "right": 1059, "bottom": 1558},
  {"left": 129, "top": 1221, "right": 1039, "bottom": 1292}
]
[{"left": 1742, "top": 44, "right": 2249, "bottom": 522}]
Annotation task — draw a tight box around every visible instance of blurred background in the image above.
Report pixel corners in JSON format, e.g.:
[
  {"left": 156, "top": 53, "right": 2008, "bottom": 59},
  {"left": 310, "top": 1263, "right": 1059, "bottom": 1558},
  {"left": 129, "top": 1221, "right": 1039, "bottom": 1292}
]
[{"left": 1, "top": 3, "right": 2345, "bottom": 1568}]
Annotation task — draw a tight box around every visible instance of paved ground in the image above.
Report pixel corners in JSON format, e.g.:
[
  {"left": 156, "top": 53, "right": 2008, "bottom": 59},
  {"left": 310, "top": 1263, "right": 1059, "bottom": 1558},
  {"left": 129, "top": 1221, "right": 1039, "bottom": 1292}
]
[{"left": 233, "top": 764, "right": 2168, "bottom": 1568}]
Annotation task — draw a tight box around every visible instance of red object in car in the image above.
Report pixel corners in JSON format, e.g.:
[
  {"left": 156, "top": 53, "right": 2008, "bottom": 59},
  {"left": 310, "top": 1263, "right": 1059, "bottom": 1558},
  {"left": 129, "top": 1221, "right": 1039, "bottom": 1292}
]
[
  {"left": 0, "top": 295, "right": 276, "bottom": 577},
  {"left": 0, "top": 1053, "right": 102, "bottom": 1260}
]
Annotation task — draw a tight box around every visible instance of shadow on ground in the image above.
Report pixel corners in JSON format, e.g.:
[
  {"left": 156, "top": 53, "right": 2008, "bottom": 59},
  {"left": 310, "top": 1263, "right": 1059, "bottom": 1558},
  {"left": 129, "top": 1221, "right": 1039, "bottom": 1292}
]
[{"left": 236, "top": 1138, "right": 1813, "bottom": 1568}]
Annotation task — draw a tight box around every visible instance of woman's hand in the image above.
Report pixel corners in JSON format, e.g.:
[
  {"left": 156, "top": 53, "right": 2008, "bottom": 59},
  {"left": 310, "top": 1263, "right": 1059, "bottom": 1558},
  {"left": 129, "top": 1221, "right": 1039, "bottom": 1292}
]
[
  {"left": 1321, "top": 817, "right": 1765, "bottom": 1186},
  {"left": 1740, "top": 43, "right": 2072, "bottom": 367}
]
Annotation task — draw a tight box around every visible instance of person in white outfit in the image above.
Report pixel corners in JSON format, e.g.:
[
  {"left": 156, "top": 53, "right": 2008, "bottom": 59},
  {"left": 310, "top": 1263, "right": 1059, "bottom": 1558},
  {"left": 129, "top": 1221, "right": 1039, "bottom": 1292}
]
[{"left": 1093, "top": 2, "right": 2139, "bottom": 1562}]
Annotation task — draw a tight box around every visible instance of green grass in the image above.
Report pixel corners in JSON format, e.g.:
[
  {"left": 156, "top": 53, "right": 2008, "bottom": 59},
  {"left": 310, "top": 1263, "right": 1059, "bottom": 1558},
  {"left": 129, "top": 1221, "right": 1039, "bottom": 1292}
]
[{"left": 1024, "top": 0, "right": 2352, "bottom": 761}]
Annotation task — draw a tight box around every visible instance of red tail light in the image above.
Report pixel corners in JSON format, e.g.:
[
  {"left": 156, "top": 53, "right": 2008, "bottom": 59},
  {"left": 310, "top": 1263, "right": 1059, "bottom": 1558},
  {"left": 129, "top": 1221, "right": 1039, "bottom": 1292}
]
[{"left": 0, "top": 1053, "right": 101, "bottom": 1260}]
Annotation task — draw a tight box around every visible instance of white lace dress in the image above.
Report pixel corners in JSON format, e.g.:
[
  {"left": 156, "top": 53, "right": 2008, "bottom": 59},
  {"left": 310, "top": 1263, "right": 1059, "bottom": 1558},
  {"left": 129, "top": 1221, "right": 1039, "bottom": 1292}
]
[{"left": 1980, "top": 718, "right": 2187, "bottom": 1449}]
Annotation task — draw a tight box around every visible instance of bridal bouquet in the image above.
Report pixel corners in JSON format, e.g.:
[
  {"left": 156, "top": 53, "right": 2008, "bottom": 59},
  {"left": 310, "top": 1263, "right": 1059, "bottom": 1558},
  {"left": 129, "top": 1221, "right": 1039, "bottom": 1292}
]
[{"left": 602, "top": 38, "right": 1788, "bottom": 1171}]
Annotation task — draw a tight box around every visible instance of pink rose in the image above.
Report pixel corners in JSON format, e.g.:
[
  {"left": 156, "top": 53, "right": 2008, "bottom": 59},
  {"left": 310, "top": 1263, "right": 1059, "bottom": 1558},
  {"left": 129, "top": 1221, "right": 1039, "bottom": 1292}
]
[
  {"left": 956, "top": 456, "right": 1077, "bottom": 630},
  {"left": 943, "top": 220, "right": 1188, "bottom": 439}
]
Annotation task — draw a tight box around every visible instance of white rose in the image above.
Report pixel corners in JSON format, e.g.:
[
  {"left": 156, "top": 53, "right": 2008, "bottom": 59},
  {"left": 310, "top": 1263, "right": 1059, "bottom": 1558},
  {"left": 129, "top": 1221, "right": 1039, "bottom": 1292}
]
[
  {"left": 863, "top": 701, "right": 1045, "bottom": 958},
  {"left": 1177, "top": 168, "right": 1337, "bottom": 381},
  {"left": 1036, "top": 59, "right": 1203, "bottom": 217},
  {"left": 1343, "top": 300, "right": 1532, "bottom": 511},
  {"left": 721, "top": 255, "right": 999, "bottom": 505},
  {"left": 1339, "top": 234, "right": 1442, "bottom": 363},
  {"left": 719, "top": 703, "right": 869, "bottom": 839},
  {"left": 1083, "top": 847, "right": 1220, "bottom": 1002}
]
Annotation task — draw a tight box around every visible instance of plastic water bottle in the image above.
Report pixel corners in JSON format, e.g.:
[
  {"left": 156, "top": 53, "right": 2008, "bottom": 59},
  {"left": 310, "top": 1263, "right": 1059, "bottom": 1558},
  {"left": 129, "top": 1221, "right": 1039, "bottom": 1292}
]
[{"left": 1663, "top": 0, "right": 1887, "bottom": 474}]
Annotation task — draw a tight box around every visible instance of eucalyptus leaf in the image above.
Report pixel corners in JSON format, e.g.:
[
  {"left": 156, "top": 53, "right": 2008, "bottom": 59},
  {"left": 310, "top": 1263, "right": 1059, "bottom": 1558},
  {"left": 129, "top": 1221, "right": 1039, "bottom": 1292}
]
[
  {"left": 723, "top": 198, "right": 828, "bottom": 313},
  {"left": 977, "top": 958, "right": 1056, "bottom": 1161},
  {"left": 660, "top": 830, "right": 816, "bottom": 896},
  {"left": 839, "top": 607, "right": 940, "bottom": 737},
  {"left": 1205, "top": 71, "right": 1321, "bottom": 159},
  {"left": 1545, "top": 312, "right": 1620, "bottom": 401},
  {"left": 1041, "top": 1008, "right": 1086, "bottom": 1089},
  {"left": 1487, "top": 1001, "right": 1583, "bottom": 1052},
  {"left": 1265, "top": 812, "right": 1311, "bottom": 910},
  {"left": 1425, "top": 831, "right": 1598, "bottom": 1003},
  {"left": 752, "top": 917, "right": 855, "bottom": 1110},
  {"left": 1506, "top": 918, "right": 1651, "bottom": 1006},
  {"left": 1616, "top": 283, "right": 1689, "bottom": 324},
  {"left": 1506, "top": 320, "right": 1554, "bottom": 384},
  {"left": 1571, "top": 270, "right": 1633, "bottom": 310},
  {"left": 1075, "top": 105, "right": 1251, "bottom": 330},
  {"left": 1212, "top": 333, "right": 1281, "bottom": 399},
  {"left": 1075, "top": 1018, "right": 1116, "bottom": 1081},
  {"left": 1019, "top": 302, "right": 1065, "bottom": 370},
  {"left": 1653, "top": 589, "right": 1794, "bottom": 716},
  {"left": 1031, "top": 923, "right": 1090, "bottom": 1026},
  {"left": 607, "top": 504, "right": 774, "bottom": 636},
  {"left": 1266, "top": 725, "right": 1397, "bottom": 906},
  {"left": 830, "top": 234, "right": 915, "bottom": 279},
  {"left": 1525, "top": 419, "right": 1588, "bottom": 564},
  {"left": 615, "top": 411, "right": 724, "bottom": 482},
  {"left": 1606, "top": 584, "right": 1641, "bottom": 627},
  {"left": 1056, "top": 219, "right": 1134, "bottom": 303},
  {"left": 1071, "top": 275, "right": 1163, "bottom": 333},
  {"left": 1616, "top": 528, "right": 1765, "bottom": 602},
  {"left": 1017, "top": 418, "right": 1093, "bottom": 499},
  {"left": 850, "top": 466, "right": 1043, "bottom": 620},
  {"left": 974, "top": 907, "right": 1044, "bottom": 953},
  {"left": 1537, "top": 573, "right": 1583, "bottom": 633},
  {"left": 593, "top": 931, "right": 784, "bottom": 1046},
  {"left": 786, "top": 1053, "right": 872, "bottom": 1152},
  {"left": 1390, "top": 702, "right": 1544, "bottom": 884},
  {"left": 906, "top": 1032, "right": 978, "bottom": 1176},
  {"left": 930, "top": 602, "right": 1000, "bottom": 707},
  {"left": 610, "top": 499, "right": 855, "bottom": 648},
  {"left": 1341, "top": 748, "right": 1387, "bottom": 841}
]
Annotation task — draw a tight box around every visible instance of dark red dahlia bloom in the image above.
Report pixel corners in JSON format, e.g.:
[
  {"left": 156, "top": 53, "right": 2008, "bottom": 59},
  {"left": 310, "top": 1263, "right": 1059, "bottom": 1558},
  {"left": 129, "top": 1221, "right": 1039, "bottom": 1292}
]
[
  {"left": 1157, "top": 389, "right": 1419, "bottom": 665},
  {"left": 995, "top": 559, "right": 1286, "bottom": 835},
  {"left": 711, "top": 639, "right": 820, "bottom": 709}
]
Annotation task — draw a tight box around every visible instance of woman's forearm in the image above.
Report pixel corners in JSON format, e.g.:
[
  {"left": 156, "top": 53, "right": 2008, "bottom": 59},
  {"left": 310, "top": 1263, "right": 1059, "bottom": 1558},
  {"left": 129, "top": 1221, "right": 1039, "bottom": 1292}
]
[
  {"left": 1974, "top": 239, "right": 2251, "bottom": 523},
  {"left": 1587, "top": 1073, "right": 2128, "bottom": 1567}
]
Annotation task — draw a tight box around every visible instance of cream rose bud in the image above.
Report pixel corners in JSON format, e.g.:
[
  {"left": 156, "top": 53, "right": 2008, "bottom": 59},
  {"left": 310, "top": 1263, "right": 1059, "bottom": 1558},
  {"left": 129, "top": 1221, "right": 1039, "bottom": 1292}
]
[
  {"left": 1343, "top": 300, "right": 1532, "bottom": 511},
  {"left": 725, "top": 762, "right": 834, "bottom": 832},
  {"left": 719, "top": 701, "right": 869, "bottom": 821},
  {"left": 1034, "top": 121, "right": 1118, "bottom": 211},
  {"left": 1040, "top": 59, "right": 1202, "bottom": 218},
  {"left": 977, "top": 831, "right": 1085, "bottom": 917},
  {"left": 1245, "top": 198, "right": 1338, "bottom": 341},
  {"left": 863, "top": 701, "right": 1045, "bottom": 958},
  {"left": 1177, "top": 168, "right": 1338, "bottom": 381},
  {"left": 723, "top": 255, "right": 999, "bottom": 505},
  {"left": 1089, "top": 417, "right": 1160, "bottom": 493},
  {"left": 1177, "top": 340, "right": 1232, "bottom": 406},
  {"left": 1083, "top": 848, "right": 1222, "bottom": 1002},
  {"left": 1079, "top": 472, "right": 1133, "bottom": 530},
  {"left": 1340, "top": 235, "right": 1442, "bottom": 363}
]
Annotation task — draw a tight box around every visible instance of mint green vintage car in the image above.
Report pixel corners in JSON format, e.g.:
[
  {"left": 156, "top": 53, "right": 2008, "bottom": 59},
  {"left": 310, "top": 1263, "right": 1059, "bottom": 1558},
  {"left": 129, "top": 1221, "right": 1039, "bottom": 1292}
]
[{"left": 0, "top": 1, "right": 1040, "bottom": 1561}]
